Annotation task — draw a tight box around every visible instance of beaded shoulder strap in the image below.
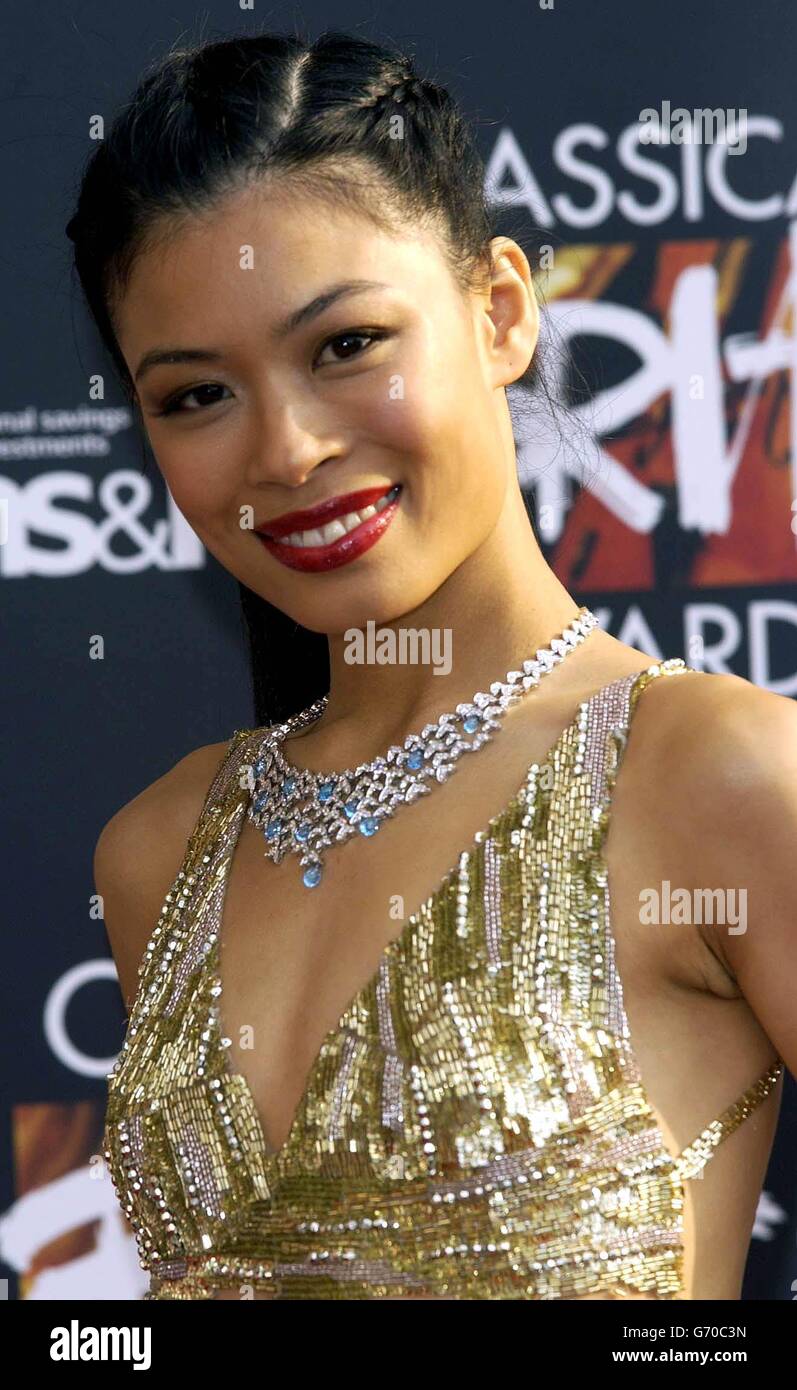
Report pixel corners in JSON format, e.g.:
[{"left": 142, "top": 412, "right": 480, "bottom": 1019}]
[
  {"left": 202, "top": 726, "right": 261, "bottom": 814},
  {"left": 148, "top": 727, "right": 265, "bottom": 1025},
  {"left": 581, "top": 658, "right": 692, "bottom": 816}
]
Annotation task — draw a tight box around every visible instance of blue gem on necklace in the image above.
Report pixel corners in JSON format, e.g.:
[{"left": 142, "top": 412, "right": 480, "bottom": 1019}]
[
  {"left": 266, "top": 817, "right": 282, "bottom": 839},
  {"left": 358, "top": 816, "right": 379, "bottom": 837},
  {"left": 318, "top": 780, "right": 335, "bottom": 802},
  {"left": 294, "top": 822, "right": 311, "bottom": 842},
  {"left": 253, "top": 790, "right": 270, "bottom": 814},
  {"left": 282, "top": 776, "right": 296, "bottom": 795},
  {"left": 343, "top": 799, "right": 359, "bottom": 820},
  {"left": 462, "top": 714, "right": 481, "bottom": 734},
  {"left": 303, "top": 862, "right": 322, "bottom": 888},
  {"left": 406, "top": 748, "right": 424, "bottom": 770}
]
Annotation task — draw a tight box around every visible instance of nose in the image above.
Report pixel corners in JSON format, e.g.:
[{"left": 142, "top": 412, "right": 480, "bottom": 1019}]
[{"left": 243, "top": 390, "right": 345, "bottom": 492}]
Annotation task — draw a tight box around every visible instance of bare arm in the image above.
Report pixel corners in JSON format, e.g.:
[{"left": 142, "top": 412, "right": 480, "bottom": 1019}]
[{"left": 653, "top": 672, "right": 797, "bottom": 1079}]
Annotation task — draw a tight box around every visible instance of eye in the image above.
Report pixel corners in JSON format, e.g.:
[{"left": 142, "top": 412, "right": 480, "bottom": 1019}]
[
  {"left": 153, "top": 329, "right": 389, "bottom": 416},
  {"left": 156, "top": 382, "right": 232, "bottom": 417},
  {"left": 315, "top": 329, "right": 388, "bottom": 367}
]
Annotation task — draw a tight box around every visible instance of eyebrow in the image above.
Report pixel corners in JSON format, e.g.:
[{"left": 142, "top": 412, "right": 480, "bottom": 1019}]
[{"left": 133, "top": 279, "right": 392, "bottom": 384}]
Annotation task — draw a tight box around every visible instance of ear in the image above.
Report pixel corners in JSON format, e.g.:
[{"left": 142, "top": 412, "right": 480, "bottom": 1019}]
[{"left": 480, "top": 236, "right": 540, "bottom": 387}]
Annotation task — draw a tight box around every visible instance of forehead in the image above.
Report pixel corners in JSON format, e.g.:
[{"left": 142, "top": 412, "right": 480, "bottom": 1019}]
[{"left": 114, "top": 183, "right": 453, "bottom": 353}]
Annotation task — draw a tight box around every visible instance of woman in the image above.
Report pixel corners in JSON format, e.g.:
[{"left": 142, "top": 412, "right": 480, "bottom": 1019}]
[{"left": 69, "top": 28, "right": 796, "bottom": 1300}]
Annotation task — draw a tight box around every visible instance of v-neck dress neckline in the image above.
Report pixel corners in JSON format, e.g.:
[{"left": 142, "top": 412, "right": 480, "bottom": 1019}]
[{"left": 210, "top": 677, "right": 634, "bottom": 1161}]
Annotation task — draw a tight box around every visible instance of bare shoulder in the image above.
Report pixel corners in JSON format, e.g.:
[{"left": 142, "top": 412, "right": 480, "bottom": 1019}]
[
  {"left": 626, "top": 665, "right": 797, "bottom": 970},
  {"left": 94, "top": 738, "right": 234, "bottom": 1012},
  {"left": 631, "top": 665, "right": 797, "bottom": 791}
]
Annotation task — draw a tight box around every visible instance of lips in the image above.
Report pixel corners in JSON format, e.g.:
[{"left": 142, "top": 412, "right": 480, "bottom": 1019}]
[
  {"left": 256, "top": 484, "right": 398, "bottom": 540},
  {"left": 255, "top": 483, "right": 403, "bottom": 573}
]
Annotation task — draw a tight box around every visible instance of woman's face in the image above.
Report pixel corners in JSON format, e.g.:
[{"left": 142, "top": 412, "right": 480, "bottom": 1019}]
[{"left": 114, "top": 183, "right": 532, "bottom": 634}]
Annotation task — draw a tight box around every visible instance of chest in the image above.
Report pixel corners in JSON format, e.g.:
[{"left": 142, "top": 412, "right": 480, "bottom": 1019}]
[
  {"left": 215, "top": 711, "right": 559, "bottom": 1147},
  {"left": 210, "top": 726, "right": 683, "bottom": 1162}
]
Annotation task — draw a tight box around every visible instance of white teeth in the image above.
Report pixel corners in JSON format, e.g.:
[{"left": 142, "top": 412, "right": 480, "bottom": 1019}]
[
  {"left": 317, "top": 522, "right": 347, "bottom": 542},
  {"left": 276, "top": 490, "right": 399, "bottom": 547}
]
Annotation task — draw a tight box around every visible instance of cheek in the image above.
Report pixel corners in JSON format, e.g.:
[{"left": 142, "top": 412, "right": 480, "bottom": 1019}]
[
  {"left": 361, "top": 376, "right": 475, "bottom": 471},
  {"left": 363, "top": 396, "right": 430, "bottom": 456},
  {"left": 364, "top": 362, "right": 504, "bottom": 526},
  {"left": 365, "top": 328, "right": 479, "bottom": 451},
  {"left": 153, "top": 442, "right": 235, "bottom": 526}
]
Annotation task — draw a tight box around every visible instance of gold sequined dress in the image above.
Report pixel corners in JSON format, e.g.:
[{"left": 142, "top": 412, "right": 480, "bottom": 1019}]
[{"left": 102, "top": 659, "right": 784, "bottom": 1299}]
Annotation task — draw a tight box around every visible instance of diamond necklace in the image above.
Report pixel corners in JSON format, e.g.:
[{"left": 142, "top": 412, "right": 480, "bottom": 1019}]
[{"left": 242, "top": 605, "right": 598, "bottom": 889}]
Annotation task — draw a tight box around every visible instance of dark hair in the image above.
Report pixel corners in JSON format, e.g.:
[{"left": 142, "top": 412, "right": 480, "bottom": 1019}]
[{"left": 65, "top": 26, "right": 548, "bottom": 728}]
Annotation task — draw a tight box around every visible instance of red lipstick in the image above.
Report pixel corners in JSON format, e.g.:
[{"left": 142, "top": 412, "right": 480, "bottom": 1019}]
[{"left": 255, "top": 483, "right": 402, "bottom": 573}]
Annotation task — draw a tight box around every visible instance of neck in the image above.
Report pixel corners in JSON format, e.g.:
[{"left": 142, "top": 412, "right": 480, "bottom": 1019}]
[{"left": 290, "top": 481, "right": 585, "bottom": 766}]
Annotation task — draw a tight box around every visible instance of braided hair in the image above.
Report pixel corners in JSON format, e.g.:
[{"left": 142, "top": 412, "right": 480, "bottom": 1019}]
[
  {"left": 65, "top": 27, "right": 545, "bottom": 726},
  {"left": 358, "top": 74, "right": 423, "bottom": 108}
]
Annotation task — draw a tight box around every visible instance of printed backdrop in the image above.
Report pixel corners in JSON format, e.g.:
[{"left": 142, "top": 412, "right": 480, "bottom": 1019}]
[{"left": 2, "top": 0, "right": 796, "bottom": 1300}]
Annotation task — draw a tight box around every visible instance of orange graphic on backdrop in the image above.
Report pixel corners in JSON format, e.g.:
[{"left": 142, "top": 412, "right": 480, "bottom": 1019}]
[{"left": 541, "top": 238, "right": 797, "bottom": 589}]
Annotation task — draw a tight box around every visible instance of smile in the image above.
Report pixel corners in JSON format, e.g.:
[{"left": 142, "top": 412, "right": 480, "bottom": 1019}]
[{"left": 255, "top": 483, "right": 402, "bottom": 573}]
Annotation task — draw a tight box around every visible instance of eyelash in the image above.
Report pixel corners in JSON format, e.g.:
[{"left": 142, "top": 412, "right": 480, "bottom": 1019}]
[{"left": 154, "top": 328, "right": 389, "bottom": 417}]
